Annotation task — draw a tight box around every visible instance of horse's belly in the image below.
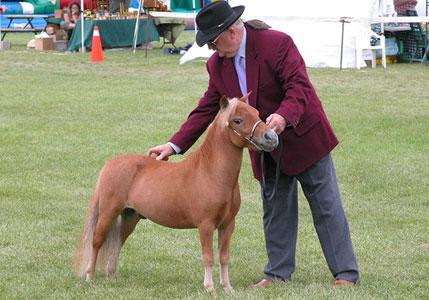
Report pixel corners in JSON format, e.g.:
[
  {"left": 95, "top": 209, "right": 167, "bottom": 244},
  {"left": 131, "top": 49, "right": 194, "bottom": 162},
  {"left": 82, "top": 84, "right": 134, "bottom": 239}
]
[
  {"left": 128, "top": 190, "right": 196, "bottom": 229},
  {"left": 144, "top": 213, "right": 196, "bottom": 229}
]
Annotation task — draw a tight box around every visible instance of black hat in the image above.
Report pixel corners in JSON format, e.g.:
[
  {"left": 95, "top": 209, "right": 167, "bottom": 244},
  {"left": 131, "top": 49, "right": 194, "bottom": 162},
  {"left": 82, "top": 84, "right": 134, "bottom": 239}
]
[{"left": 196, "top": 1, "right": 245, "bottom": 47}]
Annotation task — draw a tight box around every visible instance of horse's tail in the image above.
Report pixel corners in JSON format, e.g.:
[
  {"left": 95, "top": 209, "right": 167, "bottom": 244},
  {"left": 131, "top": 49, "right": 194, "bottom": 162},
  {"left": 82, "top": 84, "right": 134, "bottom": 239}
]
[
  {"left": 74, "top": 169, "right": 123, "bottom": 278},
  {"left": 74, "top": 173, "right": 101, "bottom": 277}
]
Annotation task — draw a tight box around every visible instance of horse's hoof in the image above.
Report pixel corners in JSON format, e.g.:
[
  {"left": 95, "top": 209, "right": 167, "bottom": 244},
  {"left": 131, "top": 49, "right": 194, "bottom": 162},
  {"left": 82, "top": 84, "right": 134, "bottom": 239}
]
[
  {"left": 205, "top": 285, "right": 215, "bottom": 292},
  {"left": 85, "top": 273, "right": 93, "bottom": 282},
  {"left": 223, "top": 286, "right": 234, "bottom": 293}
]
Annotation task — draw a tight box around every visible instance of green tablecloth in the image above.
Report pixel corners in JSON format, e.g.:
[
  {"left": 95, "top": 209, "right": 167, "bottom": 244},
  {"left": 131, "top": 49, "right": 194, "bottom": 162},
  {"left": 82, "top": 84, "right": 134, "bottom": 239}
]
[
  {"left": 170, "top": 0, "right": 201, "bottom": 11},
  {"left": 46, "top": 17, "right": 63, "bottom": 26},
  {"left": 67, "top": 18, "right": 160, "bottom": 52}
]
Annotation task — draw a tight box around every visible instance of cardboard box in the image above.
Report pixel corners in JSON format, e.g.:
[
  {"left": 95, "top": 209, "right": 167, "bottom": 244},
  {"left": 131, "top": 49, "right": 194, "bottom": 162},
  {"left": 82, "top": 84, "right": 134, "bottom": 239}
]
[
  {"left": 54, "top": 30, "right": 68, "bottom": 41},
  {"left": 35, "top": 37, "right": 54, "bottom": 51},
  {"left": 143, "top": 0, "right": 158, "bottom": 8},
  {"left": 54, "top": 41, "right": 68, "bottom": 52},
  {"left": 55, "top": 9, "right": 64, "bottom": 19}
]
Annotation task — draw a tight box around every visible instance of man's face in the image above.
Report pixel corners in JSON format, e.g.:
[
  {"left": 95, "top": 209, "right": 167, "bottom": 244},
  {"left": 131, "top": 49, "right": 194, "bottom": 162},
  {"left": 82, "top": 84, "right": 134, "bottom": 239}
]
[{"left": 208, "top": 27, "right": 241, "bottom": 58}]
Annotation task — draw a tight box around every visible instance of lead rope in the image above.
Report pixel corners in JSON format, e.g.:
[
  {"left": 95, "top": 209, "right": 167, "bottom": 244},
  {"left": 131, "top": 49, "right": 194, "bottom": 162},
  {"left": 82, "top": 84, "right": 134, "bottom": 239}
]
[{"left": 260, "top": 139, "right": 283, "bottom": 201}]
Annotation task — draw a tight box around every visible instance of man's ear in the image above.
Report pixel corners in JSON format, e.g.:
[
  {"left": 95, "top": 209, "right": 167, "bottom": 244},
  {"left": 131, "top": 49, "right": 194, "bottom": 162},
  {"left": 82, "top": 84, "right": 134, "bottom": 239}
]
[{"left": 219, "top": 95, "right": 229, "bottom": 110}]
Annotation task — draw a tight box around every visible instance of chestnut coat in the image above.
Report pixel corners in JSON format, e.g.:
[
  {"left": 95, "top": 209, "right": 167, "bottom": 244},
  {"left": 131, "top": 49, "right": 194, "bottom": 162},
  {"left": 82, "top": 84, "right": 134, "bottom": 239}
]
[{"left": 170, "top": 24, "right": 339, "bottom": 181}]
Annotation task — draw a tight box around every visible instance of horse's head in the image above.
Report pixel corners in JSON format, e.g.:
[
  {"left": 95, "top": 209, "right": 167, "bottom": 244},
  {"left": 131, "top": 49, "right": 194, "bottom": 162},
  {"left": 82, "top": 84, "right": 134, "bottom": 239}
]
[{"left": 220, "top": 94, "right": 279, "bottom": 152}]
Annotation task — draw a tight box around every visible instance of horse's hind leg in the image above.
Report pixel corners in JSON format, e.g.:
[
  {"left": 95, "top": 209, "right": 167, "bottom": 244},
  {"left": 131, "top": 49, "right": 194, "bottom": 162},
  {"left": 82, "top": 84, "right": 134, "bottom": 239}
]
[
  {"left": 218, "top": 219, "right": 236, "bottom": 292},
  {"left": 103, "top": 208, "right": 141, "bottom": 276},
  {"left": 198, "top": 223, "right": 215, "bottom": 291},
  {"left": 120, "top": 208, "right": 141, "bottom": 244},
  {"left": 86, "top": 206, "right": 121, "bottom": 281}
]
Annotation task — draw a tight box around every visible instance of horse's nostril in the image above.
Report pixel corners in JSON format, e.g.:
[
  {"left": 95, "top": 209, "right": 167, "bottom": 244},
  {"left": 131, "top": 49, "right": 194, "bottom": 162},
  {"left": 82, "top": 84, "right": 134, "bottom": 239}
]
[
  {"left": 262, "top": 131, "right": 279, "bottom": 149},
  {"left": 264, "top": 132, "right": 272, "bottom": 140},
  {"left": 264, "top": 131, "right": 277, "bottom": 141}
]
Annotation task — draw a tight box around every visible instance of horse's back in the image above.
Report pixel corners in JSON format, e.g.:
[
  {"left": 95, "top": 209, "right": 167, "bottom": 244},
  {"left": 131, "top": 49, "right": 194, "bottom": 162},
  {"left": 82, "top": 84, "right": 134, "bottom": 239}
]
[
  {"left": 97, "top": 154, "right": 157, "bottom": 203},
  {"left": 102, "top": 154, "right": 155, "bottom": 178}
]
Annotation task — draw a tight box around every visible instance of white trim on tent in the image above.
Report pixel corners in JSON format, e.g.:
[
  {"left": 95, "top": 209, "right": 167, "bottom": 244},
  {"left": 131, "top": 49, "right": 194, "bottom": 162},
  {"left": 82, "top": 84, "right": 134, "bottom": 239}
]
[{"left": 80, "top": 0, "right": 85, "bottom": 52}]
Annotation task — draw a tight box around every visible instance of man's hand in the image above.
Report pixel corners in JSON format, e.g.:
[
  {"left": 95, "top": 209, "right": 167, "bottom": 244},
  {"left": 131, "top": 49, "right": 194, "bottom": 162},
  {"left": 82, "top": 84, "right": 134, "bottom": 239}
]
[
  {"left": 266, "top": 113, "right": 287, "bottom": 134},
  {"left": 147, "top": 143, "right": 175, "bottom": 161}
]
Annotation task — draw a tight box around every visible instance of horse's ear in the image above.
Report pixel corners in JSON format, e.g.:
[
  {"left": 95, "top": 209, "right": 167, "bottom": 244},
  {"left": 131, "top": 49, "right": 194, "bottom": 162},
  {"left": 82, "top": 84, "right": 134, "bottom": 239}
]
[
  {"left": 219, "top": 95, "right": 229, "bottom": 110},
  {"left": 239, "top": 91, "right": 252, "bottom": 102}
]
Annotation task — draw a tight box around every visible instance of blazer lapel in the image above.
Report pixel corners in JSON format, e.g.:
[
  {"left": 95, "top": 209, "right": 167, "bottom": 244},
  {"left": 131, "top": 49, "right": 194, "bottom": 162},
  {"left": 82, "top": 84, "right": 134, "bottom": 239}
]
[{"left": 245, "top": 28, "right": 260, "bottom": 108}]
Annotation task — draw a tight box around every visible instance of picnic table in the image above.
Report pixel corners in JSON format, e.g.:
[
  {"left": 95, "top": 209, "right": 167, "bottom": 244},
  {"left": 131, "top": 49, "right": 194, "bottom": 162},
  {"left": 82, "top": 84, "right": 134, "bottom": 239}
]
[
  {"left": 154, "top": 17, "right": 186, "bottom": 48},
  {"left": 1, "top": 14, "right": 52, "bottom": 41}
]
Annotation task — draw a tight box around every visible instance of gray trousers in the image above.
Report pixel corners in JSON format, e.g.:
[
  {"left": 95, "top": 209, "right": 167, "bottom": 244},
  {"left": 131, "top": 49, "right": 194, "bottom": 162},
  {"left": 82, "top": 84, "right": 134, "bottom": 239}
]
[{"left": 261, "top": 153, "right": 359, "bottom": 282}]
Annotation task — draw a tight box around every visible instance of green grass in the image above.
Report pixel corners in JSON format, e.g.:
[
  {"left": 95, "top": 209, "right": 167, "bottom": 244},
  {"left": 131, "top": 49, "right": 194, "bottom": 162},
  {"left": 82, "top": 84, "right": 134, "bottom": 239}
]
[{"left": 1, "top": 32, "right": 428, "bottom": 299}]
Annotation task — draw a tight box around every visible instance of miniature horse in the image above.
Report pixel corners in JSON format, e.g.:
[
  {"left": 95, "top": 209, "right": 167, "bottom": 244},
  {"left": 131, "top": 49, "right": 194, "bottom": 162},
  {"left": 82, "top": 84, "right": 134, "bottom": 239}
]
[{"left": 74, "top": 95, "right": 278, "bottom": 291}]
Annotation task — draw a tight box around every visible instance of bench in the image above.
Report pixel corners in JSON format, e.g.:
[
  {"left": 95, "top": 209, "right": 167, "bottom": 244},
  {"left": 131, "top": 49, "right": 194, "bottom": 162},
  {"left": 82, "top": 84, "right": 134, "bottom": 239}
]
[
  {"left": 1, "top": 28, "right": 44, "bottom": 33},
  {"left": 1, "top": 14, "right": 52, "bottom": 41},
  {"left": 1, "top": 27, "right": 44, "bottom": 41}
]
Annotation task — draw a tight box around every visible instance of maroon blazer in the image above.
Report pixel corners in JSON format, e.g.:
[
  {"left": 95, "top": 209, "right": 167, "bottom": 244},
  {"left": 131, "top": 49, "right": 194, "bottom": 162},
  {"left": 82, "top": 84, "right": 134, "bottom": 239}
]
[{"left": 170, "top": 24, "right": 339, "bottom": 181}]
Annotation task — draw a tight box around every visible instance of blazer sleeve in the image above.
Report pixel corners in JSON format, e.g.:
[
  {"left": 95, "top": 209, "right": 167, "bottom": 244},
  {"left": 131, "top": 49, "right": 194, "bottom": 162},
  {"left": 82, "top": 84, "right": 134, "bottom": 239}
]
[
  {"left": 273, "top": 35, "right": 315, "bottom": 128},
  {"left": 169, "top": 62, "right": 221, "bottom": 153}
]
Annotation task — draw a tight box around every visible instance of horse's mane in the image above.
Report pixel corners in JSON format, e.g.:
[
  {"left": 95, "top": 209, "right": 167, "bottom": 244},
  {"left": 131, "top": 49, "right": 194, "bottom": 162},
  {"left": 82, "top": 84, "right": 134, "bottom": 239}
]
[
  {"left": 185, "top": 98, "right": 240, "bottom": 164},
  {"left": 211, "top": 97, "right": 239, "bottom": 130}
]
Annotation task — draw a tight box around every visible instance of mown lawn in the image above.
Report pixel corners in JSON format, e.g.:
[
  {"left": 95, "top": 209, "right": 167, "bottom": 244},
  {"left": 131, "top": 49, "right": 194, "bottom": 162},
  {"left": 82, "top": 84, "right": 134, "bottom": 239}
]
[{"left": 1, "top": 32, "right": 428, "bottom": 299}]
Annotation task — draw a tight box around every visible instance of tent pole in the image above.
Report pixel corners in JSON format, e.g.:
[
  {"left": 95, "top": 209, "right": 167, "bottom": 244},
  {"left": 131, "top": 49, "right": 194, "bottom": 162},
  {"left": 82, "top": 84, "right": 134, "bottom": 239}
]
[
  {"left": 193, "top": 0, "right": 197, "bottom": 34},
  {"left": 133, "top": 0, "right": 143, "bottom": 54},
  {"left": 145, "top": 10, "right": 150, "bottom": 58},
  {"left": 80, "top": 0, "right": 85, "bottom": 53},
  {"left": 340, "top": 19, "right": 344, "bottom": 70},
  {"left": 339, "top": 17, "right": 350, "bottom": 70},
  {"left": 0, "top": 1, "right": 2, "bottom": 46}
]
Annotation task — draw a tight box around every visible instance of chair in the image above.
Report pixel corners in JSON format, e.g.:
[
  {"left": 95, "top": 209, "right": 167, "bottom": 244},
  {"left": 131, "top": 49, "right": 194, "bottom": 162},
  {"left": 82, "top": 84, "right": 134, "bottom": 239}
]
[
  {"left": 406, "top": 9, "right": 428, "bottom": 64},
  {"left": 354, "top": 23, "right": 387, "bottom": 69}
]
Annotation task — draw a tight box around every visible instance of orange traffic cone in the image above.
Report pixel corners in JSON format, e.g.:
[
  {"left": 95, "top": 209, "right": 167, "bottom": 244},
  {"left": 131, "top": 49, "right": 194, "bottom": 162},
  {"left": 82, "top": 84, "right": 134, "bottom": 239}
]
[{"left": 91, "top": 26, "right": 104, "bottom": 63}]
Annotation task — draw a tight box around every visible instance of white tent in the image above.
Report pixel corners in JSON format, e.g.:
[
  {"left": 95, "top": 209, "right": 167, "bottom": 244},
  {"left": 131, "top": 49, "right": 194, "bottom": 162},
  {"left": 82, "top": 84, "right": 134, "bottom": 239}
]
[{"left": 180, "top": 0, "right": 387, "bottom": 68}]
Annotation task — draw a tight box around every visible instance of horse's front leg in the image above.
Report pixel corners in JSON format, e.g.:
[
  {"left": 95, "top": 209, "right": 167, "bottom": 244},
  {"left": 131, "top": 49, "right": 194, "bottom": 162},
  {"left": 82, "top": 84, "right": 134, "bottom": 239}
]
[
  {"left": 218, "top": 218, "right": 236, "bottom": 292},
  {"left": 198, "top": 223, "right": 215, "bottom": 291}
]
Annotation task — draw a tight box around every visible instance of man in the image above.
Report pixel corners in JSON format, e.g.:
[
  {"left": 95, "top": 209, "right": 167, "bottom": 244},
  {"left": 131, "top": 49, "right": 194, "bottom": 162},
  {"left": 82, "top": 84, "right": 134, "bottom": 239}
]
[
  {"left": 148, "top": 1, "right": 359, "bottom": 287},
  {"left": 393, "top": 0, "right": 418, "bottom": 15}
]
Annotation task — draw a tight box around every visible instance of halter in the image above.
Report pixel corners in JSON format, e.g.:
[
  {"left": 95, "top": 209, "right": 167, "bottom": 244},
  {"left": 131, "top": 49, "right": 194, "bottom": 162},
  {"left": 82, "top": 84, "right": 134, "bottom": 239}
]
[
  {"left": 226, "top": 120, "right": 264, "bottom": 151},
  {"left": 226, "top": 118, "right": 282, "bottom": 201}
]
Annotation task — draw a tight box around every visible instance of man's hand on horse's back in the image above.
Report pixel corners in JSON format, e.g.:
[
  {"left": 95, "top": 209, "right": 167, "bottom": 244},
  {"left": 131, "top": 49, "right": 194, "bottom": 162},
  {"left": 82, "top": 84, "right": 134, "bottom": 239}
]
[{"left": 147, "top": 143, "right": 175, "bottom": 161}]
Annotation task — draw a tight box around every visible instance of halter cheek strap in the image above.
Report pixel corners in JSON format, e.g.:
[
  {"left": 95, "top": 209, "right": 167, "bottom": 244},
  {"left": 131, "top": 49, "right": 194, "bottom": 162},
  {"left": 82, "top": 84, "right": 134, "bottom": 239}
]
[{"left": 227, "top": 120, "right": 264, "bottom": 151}]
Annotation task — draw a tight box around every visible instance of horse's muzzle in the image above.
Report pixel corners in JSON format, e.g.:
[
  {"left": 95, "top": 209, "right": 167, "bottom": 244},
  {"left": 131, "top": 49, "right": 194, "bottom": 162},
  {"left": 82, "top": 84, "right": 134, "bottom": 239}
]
[{"left": 260, "top": 129, "right": 279, "bottom": 152}]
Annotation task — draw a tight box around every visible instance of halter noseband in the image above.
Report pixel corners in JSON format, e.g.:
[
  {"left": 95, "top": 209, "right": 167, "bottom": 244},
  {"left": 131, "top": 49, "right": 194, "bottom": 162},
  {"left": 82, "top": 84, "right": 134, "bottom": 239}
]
[{"left": 226, "top": 120, "right": 264, "bottom": 151}]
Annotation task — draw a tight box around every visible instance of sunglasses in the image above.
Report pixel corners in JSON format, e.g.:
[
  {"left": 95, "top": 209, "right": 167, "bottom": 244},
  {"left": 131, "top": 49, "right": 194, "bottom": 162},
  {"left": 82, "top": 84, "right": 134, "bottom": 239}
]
[{"left": 207, "top": 34, "right": 221, "bottom": 51}]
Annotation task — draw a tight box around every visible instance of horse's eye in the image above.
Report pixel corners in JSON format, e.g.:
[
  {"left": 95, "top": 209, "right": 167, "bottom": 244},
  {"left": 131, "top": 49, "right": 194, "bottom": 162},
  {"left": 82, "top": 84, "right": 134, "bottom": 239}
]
[{"left": 233, "top": 119, "right": 242, "bottom": 125}]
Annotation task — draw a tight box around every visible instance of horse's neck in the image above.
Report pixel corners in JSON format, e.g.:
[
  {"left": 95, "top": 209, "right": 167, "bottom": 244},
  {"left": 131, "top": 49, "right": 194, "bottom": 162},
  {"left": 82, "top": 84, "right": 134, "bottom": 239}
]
[{"left": 194, "top": 122, "right": 243, "bottom": 182}]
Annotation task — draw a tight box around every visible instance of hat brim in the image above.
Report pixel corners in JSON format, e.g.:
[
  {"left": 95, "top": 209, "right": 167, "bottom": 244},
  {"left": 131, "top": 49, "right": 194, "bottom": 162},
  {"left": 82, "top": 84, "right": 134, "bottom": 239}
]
[{"left": 196, "top": 6, "right": 245, "bottom": 47}]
